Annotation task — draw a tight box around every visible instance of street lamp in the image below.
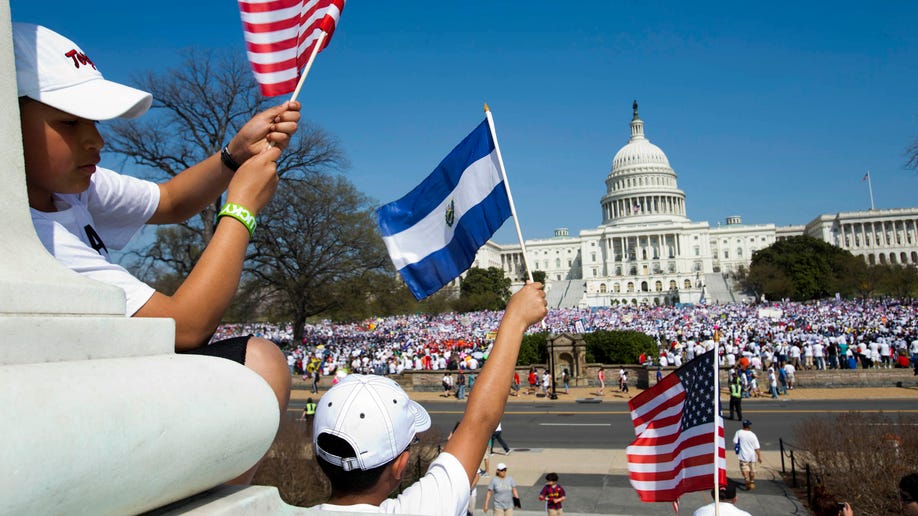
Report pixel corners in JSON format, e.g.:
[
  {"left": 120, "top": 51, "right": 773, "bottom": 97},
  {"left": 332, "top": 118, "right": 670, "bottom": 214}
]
[{"left": 549, "top": 334, "right": 558, "bottom": 400}]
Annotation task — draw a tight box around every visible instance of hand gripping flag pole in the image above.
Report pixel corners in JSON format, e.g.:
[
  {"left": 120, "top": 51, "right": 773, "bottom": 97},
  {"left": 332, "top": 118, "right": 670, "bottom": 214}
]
[
  {"left": 239, "top": 0, "right": 345, "bottom": 147},
  {"left": 267, "top": 25, "right": 326, "bottom": 150}
]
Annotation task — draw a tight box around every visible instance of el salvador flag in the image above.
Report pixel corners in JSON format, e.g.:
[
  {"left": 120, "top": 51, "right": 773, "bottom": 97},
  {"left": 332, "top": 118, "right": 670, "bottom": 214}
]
[{"left": 377, "top": 119, "right": 512, "bottom": 300}]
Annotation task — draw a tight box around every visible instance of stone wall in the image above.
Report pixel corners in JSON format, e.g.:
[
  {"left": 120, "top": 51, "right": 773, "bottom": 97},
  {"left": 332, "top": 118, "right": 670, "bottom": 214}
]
[
  {"left": 356, "top": 366, "right": 918, "bottom": 393},
  {"left": 790, "top": 368, "right": 918, "bottom": 389}
]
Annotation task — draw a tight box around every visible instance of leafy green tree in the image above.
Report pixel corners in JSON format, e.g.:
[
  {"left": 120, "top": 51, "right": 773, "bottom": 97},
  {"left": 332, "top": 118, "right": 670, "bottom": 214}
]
[
  {"left": 518, "top": 332, "right": 549, "bottom": 366},
  {"left": 531, "top": 270, "right": 547, "bottom": 285},
  {"left": 583, "top": 330, "right": 656, "bottom": 364},
  {"left": 747, "top": 236, "right": 861, "bottom": 301},
  {"left": 876, "top": 264, "right": 918, "bottom": 299},
  {"left": 744, "top": 262, "right": 793, "bottom": 301},
  {"left": 245, "top": 175, "right": 390, "bottom": 344},
  {"left": 456, "top": 267, "right": 511, "bottom": 312}
]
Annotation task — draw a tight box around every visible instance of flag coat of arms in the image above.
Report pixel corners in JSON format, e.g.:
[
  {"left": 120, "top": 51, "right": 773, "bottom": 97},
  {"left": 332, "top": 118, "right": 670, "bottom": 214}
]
[
  {"left": 376, "top": 120, "right": 512, "bottom": 300},
  {"left": 238, "top": 0, "right": 345, "bottom": 96},
  {"left": 626, "top": 349, "right": 726, "bottom": 502}
]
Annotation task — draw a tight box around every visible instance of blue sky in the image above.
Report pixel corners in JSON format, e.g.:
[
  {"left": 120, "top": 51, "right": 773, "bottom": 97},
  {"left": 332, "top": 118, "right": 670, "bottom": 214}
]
[{"left": 11, "top": 1, "right": 918, "bottom": 244}]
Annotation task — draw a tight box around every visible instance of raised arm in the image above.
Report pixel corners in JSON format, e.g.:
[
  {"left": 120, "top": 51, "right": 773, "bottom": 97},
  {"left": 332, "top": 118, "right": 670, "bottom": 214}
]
[
  {"left": 148, "top": 101, "right": 300, "bottom": 224},
  {"left": 134, "top": 145, "right": 282, "bottom": 349},
  {"left": 443, "top": 282, "right": 547, "bottom": 485}
]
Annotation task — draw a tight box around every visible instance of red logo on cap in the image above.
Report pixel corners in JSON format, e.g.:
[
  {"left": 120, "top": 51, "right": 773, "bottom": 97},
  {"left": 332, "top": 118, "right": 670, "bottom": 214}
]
[{"left": 64, "top": 49, "right": 96, "bottom": 70}]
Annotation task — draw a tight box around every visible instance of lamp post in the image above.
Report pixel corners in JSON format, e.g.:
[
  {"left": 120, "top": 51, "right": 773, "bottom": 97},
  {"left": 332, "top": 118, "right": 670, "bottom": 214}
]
[{"left": 549, "top": 334, "right": 558, "bottom": 400}]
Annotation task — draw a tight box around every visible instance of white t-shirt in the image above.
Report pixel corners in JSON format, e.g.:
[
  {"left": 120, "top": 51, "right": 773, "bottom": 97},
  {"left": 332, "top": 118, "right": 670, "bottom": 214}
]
[
  {"left": 732, "top": 429, "right": 760, "bottom": 463},
  {"left": 693, "top": 501, "right": 752, "bottom": 516},
  {"left": 316, "top": 452, "right": 470, "bottom": 515},
  {"left": 30, "top": 167, "right": 159, "bottom": 315}
]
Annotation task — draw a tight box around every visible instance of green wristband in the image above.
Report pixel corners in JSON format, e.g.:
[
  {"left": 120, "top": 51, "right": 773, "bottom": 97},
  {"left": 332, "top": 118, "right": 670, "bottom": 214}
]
[{"left": 218, "top": 202, "right": 256, "bottom": 237}]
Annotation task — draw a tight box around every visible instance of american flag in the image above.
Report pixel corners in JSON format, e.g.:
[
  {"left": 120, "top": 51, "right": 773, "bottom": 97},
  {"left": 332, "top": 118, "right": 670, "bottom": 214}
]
[
  {"left": 626, "top": 349, "right": 726, "bottom": 503},
  {"left": 238, "top": 0, "right": 345, "bottom": 97}
]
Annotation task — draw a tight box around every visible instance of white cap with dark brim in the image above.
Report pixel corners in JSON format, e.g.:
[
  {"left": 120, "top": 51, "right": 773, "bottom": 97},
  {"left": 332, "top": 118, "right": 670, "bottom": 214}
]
[
  {"left": 13, "top": 22, "right": 152, "bottom": 120},
  {"left": 314, "top": 374, "right": 431, "bottom": 472}
]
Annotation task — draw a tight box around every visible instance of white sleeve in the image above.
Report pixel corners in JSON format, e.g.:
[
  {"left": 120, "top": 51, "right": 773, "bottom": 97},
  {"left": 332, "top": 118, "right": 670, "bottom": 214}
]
[
  {"left": 84, "top": 167, "right": 160, "bottom": 250},
  {"left": 378, "top": 452, "right": 470, "bottom": 516},
  {"left": 32, "top": 216, "right": 155, "bottom": 316}
]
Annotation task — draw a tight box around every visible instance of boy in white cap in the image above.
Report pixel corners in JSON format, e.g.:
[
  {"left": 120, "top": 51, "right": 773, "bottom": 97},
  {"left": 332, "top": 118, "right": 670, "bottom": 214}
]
[
  {"left": 14, "top": 22, "right": 300, "bottom": 481},
  {"left": 312, "top": 282, "right": 547, "bottom": 515}
]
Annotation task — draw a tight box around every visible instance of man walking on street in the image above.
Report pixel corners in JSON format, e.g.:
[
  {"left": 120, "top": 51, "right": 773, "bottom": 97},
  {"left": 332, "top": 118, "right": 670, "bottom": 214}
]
[
  {"left": 456, "top": 370, "right": 467, "bottom": 400},
  {"left": 733, "top": 419, "right": 762, "bottom": 491},
  {"left": 491, "top": 421, "right": 511, "bottom": 455}
]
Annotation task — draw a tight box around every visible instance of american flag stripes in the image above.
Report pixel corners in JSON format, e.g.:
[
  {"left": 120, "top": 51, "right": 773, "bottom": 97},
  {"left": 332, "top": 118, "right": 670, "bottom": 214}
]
[
  {"left": 626, "top": 349, "right": 726, "bottom": 503},
  {"left": 238, "top": 0, "right": 345, "bottom": 97}
]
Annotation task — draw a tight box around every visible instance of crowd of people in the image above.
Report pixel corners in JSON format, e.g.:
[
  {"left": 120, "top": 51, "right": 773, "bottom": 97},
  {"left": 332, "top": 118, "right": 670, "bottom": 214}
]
[{"left": 212, "top": 298, "right": 918, "bottom": 381}]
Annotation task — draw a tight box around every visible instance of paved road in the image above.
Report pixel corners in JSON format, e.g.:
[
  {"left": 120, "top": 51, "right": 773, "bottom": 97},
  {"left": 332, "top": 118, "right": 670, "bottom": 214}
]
[
  {"left": 286, "top": 395, "right": 918, "bottom": 514},
  {"left": 411, "top": 398, "right": 918, "bottom": 450}
]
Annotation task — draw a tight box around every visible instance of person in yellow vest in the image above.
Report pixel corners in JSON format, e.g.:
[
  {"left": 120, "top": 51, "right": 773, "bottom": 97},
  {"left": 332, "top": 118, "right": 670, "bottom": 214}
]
[
  {"left": 301, "top": 398, "right": 317, "bottom": 421},
  {"left": 728, "top": 375, "right": 743, "bottom": 421}
]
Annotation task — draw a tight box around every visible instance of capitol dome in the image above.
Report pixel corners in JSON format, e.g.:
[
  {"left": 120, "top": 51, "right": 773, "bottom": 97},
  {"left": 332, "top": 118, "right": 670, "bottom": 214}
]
[
  {"left": 600, "top": 101, "right": 688, "bottom": 226},
  {"left": 611, "top": 130, "right": 670, "bottom": 170}
]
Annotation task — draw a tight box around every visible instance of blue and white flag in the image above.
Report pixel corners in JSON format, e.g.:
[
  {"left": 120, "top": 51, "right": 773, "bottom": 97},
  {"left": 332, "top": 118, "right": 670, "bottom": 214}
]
[{"left": 376, "top": 119, "right": 512, "bottom": 300}]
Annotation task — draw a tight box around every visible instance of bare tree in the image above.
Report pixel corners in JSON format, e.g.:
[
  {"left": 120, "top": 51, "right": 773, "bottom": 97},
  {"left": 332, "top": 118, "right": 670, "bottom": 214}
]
[
  {"left": 248, "top": 174, "right": 391, "bottom": 344},
  {"left": 103, "top": 48, "right": 345, "bottom": 287}
]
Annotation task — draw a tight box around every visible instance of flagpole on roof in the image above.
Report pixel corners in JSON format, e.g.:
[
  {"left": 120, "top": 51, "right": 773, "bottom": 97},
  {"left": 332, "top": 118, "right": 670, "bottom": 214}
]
[{"left": 865, "top": 170, "right": 875, "bottom": 211}]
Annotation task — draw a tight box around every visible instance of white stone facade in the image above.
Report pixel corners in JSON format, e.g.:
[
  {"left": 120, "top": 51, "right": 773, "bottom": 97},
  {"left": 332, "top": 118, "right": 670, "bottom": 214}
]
[
  {"left": 804, "top": 208, "right": 918, "bottom": 266},
  {"left": 474, "top": 101, "right": 918, "bottom": 307}
]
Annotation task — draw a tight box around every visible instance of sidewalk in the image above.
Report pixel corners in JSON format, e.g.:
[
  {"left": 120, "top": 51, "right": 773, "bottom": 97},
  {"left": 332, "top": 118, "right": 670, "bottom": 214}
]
[{"left": 466, "top": 448, "right": 800, "bottom": 516}]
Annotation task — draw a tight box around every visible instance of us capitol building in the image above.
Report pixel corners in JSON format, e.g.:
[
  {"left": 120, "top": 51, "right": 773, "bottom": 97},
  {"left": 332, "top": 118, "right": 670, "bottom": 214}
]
[{"left": 471, "top": 101, "right": 918, "bottom": 308}]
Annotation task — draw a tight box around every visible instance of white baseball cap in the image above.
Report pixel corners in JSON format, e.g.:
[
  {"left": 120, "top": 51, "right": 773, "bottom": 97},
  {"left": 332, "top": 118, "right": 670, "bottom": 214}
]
[
  {"left": 13, "top": 22, "right": 152, "bottom": 120},
  {"left": 314, "top": 374, "right": 431, "bottom": 471},
  {"left": 496, "top": 463, "right": 507, "bottom": 471}
]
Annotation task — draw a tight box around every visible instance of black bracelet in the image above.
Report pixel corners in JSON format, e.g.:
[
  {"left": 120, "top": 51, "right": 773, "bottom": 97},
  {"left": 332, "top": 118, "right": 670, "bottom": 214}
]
[{"left": 220, "top": 145, "right": 242, "bottom": 173}]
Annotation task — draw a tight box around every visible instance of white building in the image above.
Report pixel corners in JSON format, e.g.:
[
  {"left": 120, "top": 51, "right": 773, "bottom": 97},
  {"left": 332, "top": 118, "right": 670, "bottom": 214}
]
[{"left": 472, "top": 101, "right": 918, "bottom": 307}]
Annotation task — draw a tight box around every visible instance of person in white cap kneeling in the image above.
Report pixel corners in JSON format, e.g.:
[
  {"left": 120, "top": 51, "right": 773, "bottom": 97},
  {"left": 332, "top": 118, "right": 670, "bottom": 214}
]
[{"left": 312, "top": 283, "right": 547, "bottom": 515}]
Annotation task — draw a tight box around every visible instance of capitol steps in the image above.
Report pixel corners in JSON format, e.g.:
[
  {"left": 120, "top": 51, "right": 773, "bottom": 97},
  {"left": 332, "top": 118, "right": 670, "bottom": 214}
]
[{"left": 703, "top": 273, "right": 736, "bottom": 304}]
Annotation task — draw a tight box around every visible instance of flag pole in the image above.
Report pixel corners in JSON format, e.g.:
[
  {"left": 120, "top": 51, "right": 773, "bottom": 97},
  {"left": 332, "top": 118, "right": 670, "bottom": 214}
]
[
  {"left": 483, "top": 103, "right": 546, "bottom": 329},
  {"left": 288, "top": 31, "right": 327, "bottom": 105},
  {"left": 266, "top": 30, "right": 327, "bottom": 151},
  {"left": 866, "top": 170, "right": 875, "bottom": 210},
  {"left": 713, "top": 348, "right": 721, "bottom": 515},
  {"left": 484, "top": 104, "right": 533, "bottom": 283}
]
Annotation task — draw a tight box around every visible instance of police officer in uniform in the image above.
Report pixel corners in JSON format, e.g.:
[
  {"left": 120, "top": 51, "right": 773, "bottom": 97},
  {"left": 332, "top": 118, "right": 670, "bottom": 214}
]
[
  {"left": 301, "top": 397, "right": 317, "bottom": 421},
  {"left": 728, "top": 375, "right": 743, "bottom": 421}
]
